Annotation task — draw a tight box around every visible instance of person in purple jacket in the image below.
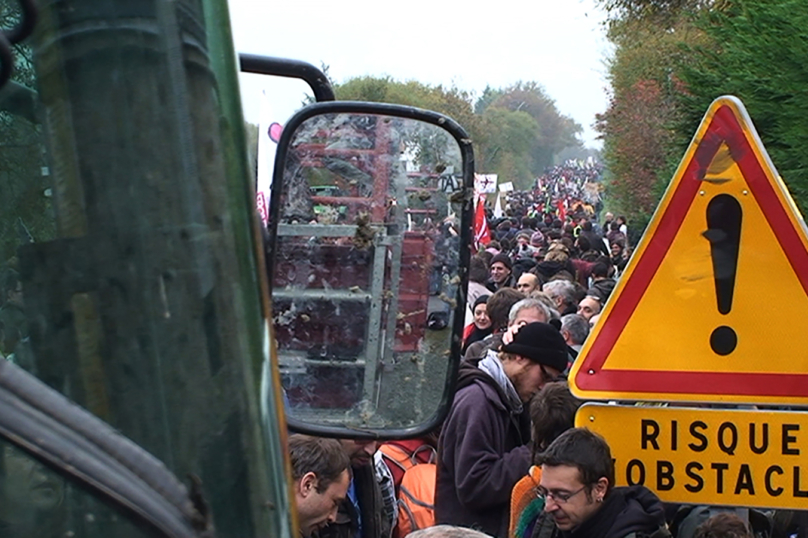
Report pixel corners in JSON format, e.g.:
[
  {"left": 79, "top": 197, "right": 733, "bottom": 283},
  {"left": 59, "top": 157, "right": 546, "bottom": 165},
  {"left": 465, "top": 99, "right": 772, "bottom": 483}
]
[{"left": 435, "top": 322, "right": 568, "bottom": 538}]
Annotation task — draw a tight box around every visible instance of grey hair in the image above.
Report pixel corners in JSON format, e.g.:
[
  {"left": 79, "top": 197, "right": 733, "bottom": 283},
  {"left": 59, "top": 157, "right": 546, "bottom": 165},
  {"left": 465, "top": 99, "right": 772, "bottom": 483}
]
[
  {"left": 509, "top": 298, "right": 554, "bottom": 324},
  {"left": 528, "top": 291, "right": 561, "bottom": 320},
  {"left": 560, "top": 314, "right": 590, "bottom": 345},
  {"left": 543, "top": 280, "right": 576, "bottom": 307},
  {"left": 407, "top": 526, "right": 494, "bottom": 538}
]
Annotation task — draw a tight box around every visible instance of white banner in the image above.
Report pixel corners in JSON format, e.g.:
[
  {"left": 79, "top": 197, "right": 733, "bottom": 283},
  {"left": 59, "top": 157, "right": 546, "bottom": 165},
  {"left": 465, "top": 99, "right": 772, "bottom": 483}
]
[
  {"left": 498, "top": 181, "right": 514, "bottom": 192},
  {"left": 474, "top": 173, "right": 498, "bottom": 194},
  {"left": 493, "top": 193, "right": 503, "bottom": 219}
]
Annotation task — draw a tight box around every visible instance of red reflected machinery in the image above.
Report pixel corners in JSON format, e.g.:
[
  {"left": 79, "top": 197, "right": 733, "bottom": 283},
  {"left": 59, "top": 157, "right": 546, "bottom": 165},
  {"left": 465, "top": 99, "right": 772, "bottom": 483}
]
[{"left": 271, "top": 115, "right": 448, "bottom": 410}]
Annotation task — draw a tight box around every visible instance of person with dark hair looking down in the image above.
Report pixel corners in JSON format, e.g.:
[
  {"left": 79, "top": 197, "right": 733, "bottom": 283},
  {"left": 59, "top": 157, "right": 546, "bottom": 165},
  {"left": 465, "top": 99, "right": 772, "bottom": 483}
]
[
  {"left": 586, "top": 263, "right": 616, "bottom": 305},
  {"left": 289, "top": 435, "right": 351, "bottom": 537},
  {"left": 509, "top": 382, "right": 582, "bottom": 538},
  {"left": 317, "top": 439, "right": 392, "bottom": 538},
  {"left": 536, "top": 428, "right": 669, "bottom": 538},
  {"left": 436, "top": 322, "right": 567, "bottom": 537}
]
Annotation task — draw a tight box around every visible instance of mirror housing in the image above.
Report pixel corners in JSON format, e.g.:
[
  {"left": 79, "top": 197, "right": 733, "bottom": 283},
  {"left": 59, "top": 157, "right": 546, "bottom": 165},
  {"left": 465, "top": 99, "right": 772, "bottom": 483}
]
[{"left": 266, "top": 101, "right": 475, "bottom": 439}]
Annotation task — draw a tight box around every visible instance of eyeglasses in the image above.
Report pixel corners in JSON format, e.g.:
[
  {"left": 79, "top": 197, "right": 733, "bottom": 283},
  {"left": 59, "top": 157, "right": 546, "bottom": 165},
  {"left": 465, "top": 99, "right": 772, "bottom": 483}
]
[
  {"left": 540, "top": 365, "right": 564, "bottom": 383},
  {"left": 534, "top": 485, "right": 587, "bottom": 504}
]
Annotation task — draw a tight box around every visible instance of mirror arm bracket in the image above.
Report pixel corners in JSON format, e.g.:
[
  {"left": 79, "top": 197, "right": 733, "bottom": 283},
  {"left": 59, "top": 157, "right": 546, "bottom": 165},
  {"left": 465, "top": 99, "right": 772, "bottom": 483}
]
[{"left": 238, "top": 53, "right": 336, "bottom": 102}]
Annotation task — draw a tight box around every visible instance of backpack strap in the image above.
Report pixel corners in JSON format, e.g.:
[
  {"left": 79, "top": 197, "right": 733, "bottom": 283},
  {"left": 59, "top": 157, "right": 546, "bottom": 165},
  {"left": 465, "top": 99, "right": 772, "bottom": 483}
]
[
  {"left": 398, "top": 496, "right": 419, "bottom": 532},
  {"left": 410, "top": 444, "right": 437, "bottom": 465},
  {"left": 398, "top": 483, "right": 434, "bottom": 533},
  {"left": 380, "top": 443, "right": 413, "bottom": 474},
  {"left": 400, "top": 485, "right": 435, "bottom": 510}
]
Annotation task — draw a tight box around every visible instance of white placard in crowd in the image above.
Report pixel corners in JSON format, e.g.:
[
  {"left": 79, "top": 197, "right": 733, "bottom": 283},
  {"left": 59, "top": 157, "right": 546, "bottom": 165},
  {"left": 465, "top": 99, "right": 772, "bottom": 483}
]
[
  {"left": 498, "top": 181, "right": 514, "bottom": 192},
  {"left": 474, "top": 173, "right": 498, "bottom": 194}
]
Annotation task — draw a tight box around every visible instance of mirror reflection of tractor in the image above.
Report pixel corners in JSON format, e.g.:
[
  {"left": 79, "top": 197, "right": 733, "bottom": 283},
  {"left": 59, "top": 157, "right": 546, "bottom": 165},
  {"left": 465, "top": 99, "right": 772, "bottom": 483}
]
[{"left": 268, "top": 105, "right": 473, "bottom": 432}]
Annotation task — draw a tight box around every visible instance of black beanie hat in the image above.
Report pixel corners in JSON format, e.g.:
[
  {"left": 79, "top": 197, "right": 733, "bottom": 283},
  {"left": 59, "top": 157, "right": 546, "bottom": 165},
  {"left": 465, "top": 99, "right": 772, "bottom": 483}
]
[
  {"left": 473, "top": 294, "right": 490, "bottom": 310},
  {"left": 501, "top": 322, "right": 568, "bottom": 372},
  {"left": 490, "top": 253, "right": 513, "bottom": 271}
]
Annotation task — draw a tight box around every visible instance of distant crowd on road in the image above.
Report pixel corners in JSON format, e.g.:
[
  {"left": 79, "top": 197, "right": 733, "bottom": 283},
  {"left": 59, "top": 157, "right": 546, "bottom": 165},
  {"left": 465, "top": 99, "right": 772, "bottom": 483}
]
[{"left": 286, "top": 162, "right": 783, "bottom": 538}]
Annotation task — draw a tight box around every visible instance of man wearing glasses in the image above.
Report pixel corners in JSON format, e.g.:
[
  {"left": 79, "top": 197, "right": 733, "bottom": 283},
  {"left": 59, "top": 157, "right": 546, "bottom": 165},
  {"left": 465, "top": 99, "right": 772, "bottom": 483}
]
[
  {"left": 536, "top": 428, "right": 669, "bottom": 538},
  {"left": 435, "top": 322, "right": 568, "bottom": 538}
]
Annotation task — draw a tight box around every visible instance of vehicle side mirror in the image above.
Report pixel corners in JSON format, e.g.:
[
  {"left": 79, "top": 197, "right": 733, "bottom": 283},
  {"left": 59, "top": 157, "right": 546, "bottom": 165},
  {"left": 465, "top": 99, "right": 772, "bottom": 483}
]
[{"left": 266, "top": 102, "right": 474, "bottom": 438}]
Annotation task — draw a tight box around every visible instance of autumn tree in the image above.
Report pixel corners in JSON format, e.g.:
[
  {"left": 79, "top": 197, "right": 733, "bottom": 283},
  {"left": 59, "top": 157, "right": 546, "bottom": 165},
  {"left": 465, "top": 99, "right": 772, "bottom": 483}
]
[
  {"left": 595, "top": 3, "right": 710, "bottom": 237},
  {"left": 595, "top": 0, "right": 723, "bottom": 23},
  {"left": 473, "top": 86, "right": 502, "bottom": 115},
  {"left": 595, "top": 0, "right": 808, "bottom": 240}
]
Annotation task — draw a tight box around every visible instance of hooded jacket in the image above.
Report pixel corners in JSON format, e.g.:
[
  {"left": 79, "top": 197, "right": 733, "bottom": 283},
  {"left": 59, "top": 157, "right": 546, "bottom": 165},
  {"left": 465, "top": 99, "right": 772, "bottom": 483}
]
[
  {"left": 463, "top": 333, "right": 503, "bottom": 362},
  {"left": 587, "top": 278, "right": 616, "bottom": 305},
  {"left": 559, "top": 486, "right": 668, "bottom": 538},
  {"left": 435, "top": 358, "right": 532, "bottom": 537},
  {"left": 534, "top": 260, "right": 575, "bottom": 281}
]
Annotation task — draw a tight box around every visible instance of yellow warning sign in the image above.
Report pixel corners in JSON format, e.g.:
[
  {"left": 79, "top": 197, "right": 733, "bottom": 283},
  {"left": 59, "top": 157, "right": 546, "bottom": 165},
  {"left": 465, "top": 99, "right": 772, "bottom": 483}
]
[
  {"left": 570, "top": 96, "right": 808, "bottom": 404},
  {"left": 577, "top": 404, "right": 808, "bottom": 510}
]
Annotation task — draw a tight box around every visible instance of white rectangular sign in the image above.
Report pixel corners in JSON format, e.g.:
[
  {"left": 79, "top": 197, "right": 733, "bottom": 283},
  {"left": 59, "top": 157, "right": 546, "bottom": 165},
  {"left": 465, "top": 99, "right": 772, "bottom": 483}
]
[{"left": 474, "top": 173, "right": 498, "bottom": 194}]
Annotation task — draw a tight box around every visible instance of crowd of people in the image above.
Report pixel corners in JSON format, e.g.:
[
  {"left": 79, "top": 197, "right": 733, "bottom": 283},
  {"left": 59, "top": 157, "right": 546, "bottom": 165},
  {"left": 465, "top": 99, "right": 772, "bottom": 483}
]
[
  {"left": 285, "top": 166, "right": 779, "bottom": 538},
  {"left": 468, "top": 161, "right": 631, "bottom": 341},
  {"left": 498, "top": 161, "right": 605, "bottom": 228},
  {"left": 289, "top": 421, "right": 757, "bottom": 538}
]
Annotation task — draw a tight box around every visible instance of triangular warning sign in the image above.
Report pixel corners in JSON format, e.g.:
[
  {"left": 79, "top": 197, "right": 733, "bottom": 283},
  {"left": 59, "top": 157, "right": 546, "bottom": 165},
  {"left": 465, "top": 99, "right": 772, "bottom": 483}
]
[{"left": 570, "top": 96, "right": 808, "bottom": 405}]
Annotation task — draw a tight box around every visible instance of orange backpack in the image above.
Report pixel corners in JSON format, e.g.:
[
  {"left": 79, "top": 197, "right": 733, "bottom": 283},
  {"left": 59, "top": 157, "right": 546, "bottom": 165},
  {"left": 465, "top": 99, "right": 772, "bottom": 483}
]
[{"left": 379, "top": 443, "right": 437, "bottom": 537}]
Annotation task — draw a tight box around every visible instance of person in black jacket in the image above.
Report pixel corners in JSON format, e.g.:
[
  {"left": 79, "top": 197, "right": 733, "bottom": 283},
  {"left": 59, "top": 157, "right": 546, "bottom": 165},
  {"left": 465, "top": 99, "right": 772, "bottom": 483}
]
[
  {"left": 536, "top": 428, "right": 669, "bottom": 538},
  {"left": 578, "top": 221, "right": 609, "bottom": 257},
  {"left": 586, "top": 263, "right": 616, "bottom": 305}
]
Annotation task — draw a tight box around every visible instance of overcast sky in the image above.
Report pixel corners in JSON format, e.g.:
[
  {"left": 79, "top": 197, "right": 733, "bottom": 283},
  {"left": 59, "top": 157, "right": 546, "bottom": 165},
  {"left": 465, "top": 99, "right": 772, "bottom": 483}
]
[{"left": 228, "top": 0, "right": 613, "bottom": 149}]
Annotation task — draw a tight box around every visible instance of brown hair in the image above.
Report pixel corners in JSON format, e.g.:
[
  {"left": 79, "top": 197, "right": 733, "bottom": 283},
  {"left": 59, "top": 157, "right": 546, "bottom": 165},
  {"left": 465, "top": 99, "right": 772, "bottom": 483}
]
[
  {"left": 469, "top": 256, "right": 489, "bottom": 283},
  {"left": 486, "top": 288, "right": 525, "bottom": 332},
  {"left": 536, "top": 428, "right": 615, "bottom": 498},
  {"left": 289, "top": 434, "right": 350, "bottom": 493},
  {"left": 694, "top": 513, "right": 753, "bottom": 538},
  {"left": 545, "top": 249, "right": 569, "bottom": 263},
  {"left": 530, "top": 382, "right": 582, "bottom": 454}
]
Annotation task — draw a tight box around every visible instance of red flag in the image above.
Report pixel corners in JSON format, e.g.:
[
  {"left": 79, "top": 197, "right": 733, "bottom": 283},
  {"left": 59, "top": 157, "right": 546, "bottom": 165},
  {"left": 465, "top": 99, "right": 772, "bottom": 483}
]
[
  {"left": 473, "top": 197, "right": 491, "bottom": 252},
  {"left": 556, "top": 200, "right": 567, "bottom": 223}
]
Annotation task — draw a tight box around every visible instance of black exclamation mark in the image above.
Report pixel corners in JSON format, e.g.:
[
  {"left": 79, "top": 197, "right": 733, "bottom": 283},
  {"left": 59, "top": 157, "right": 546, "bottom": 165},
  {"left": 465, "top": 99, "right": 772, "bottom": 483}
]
[{"left": 704, "top": 194, "right": 742, "bottom": 355}]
